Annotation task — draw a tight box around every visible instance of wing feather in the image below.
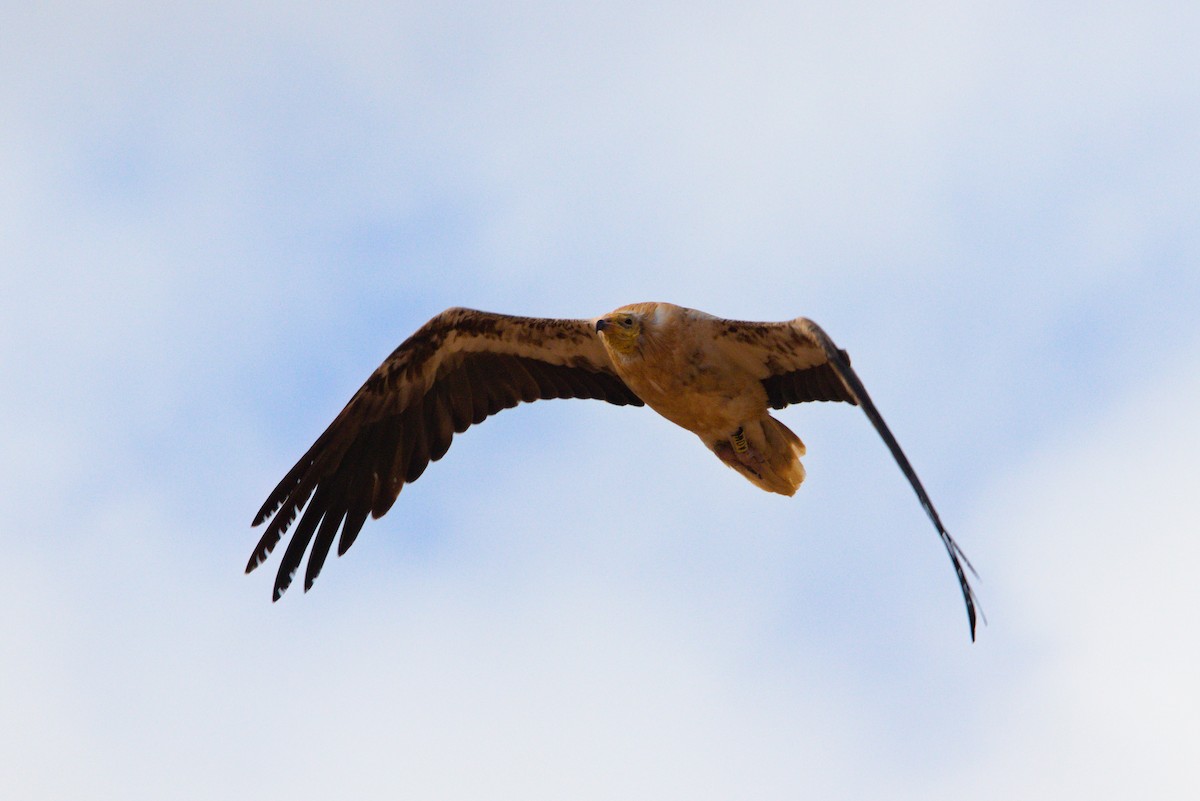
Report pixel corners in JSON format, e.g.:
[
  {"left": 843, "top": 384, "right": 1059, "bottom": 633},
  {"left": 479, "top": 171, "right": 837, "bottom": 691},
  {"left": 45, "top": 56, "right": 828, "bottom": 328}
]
[
  {"left": 251, "top": 308, "right": 643, "bottom": 598},
  {"left": 304, "top": 503, "right": 347, "bottom": 593},
  {"left": 272, "top": 484, "right": 330, "bottom": 601},
  {"left": 766, "top": 354, "right": 857, "bottom": 407},
  {"left": 505, "top": 354, "right": 544, "bottom": 402},
  {"left": 479, "top": 353, "right": 521, "bottom": 413},
  {"left": 561, "top": 367, "right": 598, "bottom": 400},
  {"left": 442, "top": 362, "right": 475, "bottom": 433},
  {"left": 423, "top": 380, "right": 456, "bottom": 463},
  {"left": 462, "top": 356, "right": 494, "bottom": 424},
  {"left": 526, "top": 358, "right": 573, "bottom": 399},
  {"left": 402, "top": 398, "right": 432, "bottom": 484},
  {"left": 336, "top": 505, "right": 371, "bottom": 559}
]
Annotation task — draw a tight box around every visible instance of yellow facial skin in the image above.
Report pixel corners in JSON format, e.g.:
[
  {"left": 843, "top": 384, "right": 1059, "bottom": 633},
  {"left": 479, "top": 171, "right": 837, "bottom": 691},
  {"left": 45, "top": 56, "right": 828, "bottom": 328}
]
[{"left": 596, "top": 312, "right": 641, "bottom": 356}]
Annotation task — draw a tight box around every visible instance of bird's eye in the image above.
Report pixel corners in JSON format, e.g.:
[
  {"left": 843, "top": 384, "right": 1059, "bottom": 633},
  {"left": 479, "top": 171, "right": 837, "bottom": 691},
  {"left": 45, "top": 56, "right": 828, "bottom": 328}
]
[{"left": 621, "top": 318, "right": 632, "bottom": 327}]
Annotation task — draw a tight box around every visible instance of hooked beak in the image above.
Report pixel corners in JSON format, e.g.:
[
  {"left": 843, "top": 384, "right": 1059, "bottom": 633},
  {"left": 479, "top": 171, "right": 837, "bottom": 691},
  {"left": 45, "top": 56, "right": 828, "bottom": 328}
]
[{"left": 595, "top": 318, "right": 610, "bottom": 332}]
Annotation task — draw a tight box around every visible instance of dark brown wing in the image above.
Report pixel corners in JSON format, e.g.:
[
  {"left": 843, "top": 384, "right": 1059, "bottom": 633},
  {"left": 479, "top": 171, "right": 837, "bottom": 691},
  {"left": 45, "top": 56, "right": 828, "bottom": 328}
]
[
  {"left": 762, "top": 350, "right": 858, "bottom": 407},
  {"left": 720, "top": 316, "right": 981, "bottom": 641},
  {"left": 249, "top": 308, "right": 643, "bottom": 600}
]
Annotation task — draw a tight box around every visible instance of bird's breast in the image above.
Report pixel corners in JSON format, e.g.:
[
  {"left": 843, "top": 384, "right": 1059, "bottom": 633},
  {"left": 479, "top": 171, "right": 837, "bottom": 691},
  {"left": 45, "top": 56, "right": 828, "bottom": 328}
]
[{"left": 615, "top": 349, "right": 766, "bottom": 438}]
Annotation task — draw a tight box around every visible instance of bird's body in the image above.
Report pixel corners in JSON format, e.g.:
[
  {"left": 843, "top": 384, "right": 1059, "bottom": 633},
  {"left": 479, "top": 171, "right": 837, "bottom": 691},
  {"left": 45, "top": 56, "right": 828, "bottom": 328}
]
[
  {"left": 251, "top": 302, "right": 981, "bottom": 638},
  {"left": 595, "top": 302, "right": 808, "bottom": 495}
]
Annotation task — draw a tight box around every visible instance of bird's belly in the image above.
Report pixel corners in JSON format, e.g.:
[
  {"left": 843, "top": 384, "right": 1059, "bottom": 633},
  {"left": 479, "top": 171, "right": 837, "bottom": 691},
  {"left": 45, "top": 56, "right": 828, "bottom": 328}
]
[{"left": 625, "top": 369, "right": 764, "bottom": 438}]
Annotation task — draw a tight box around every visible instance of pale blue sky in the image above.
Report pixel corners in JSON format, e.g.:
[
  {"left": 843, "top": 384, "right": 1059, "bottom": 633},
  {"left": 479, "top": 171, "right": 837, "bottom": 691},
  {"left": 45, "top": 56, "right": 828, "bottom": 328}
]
[{"left": 3, "top": 3, "right": 1198, "bottom": 798}]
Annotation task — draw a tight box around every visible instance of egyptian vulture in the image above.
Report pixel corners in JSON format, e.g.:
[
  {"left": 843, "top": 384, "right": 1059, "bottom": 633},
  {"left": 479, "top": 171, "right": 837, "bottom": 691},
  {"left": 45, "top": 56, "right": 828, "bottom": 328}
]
[{"left": 250, "top": 303, "right": 980, "bottom": 639}]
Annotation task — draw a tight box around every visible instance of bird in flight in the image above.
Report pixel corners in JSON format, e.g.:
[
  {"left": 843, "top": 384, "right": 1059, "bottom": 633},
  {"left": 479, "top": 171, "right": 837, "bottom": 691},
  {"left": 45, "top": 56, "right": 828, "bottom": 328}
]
[{"left": 250, "top": 303, "right": 980, "bottom": 639}]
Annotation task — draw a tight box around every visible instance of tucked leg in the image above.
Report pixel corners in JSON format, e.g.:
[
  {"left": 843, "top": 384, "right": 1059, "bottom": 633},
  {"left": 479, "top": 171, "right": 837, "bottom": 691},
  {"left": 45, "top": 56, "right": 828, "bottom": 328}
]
[{"left": 730, "top": 426, "right": 767, "bottom": 470}]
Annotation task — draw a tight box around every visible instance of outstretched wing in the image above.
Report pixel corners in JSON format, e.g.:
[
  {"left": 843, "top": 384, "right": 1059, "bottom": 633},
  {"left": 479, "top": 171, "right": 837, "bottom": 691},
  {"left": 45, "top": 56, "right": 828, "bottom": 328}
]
[
  {"left": 714, "top": 316, "right": 981, "bottom": 640},
  {"left": 250, "top": 307, "right": 644, "bottom": 600}
]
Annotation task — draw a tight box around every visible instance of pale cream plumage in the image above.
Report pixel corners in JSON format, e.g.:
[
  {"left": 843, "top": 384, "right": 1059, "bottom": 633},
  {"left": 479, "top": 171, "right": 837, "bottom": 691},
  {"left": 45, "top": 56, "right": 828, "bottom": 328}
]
[
  {"left": 595, "top": 302, "right": 822, "bottom": 496},
  {"left": 251, "top": 303, "right": 980, "bottom": 639}
]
